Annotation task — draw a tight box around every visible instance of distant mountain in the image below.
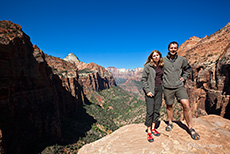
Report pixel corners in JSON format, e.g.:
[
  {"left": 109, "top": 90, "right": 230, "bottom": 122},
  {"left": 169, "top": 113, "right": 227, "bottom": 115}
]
[{"left": 106, "top": 67, "right": 143, "bottom": 83}]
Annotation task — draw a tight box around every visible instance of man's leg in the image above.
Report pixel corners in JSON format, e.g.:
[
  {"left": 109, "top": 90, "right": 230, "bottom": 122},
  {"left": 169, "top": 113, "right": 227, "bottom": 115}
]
[
  {"left": 166, "top": 104, "right": 173, "bottom": 124},
  {"left": 180, "top": 99, "right": 200, "bottom": 140},
  {"left": 180, "top": 99, "right": 192, "bottom": 129},
  {"left": 164, "top": 88, "right": 175, "bottom": 131}
]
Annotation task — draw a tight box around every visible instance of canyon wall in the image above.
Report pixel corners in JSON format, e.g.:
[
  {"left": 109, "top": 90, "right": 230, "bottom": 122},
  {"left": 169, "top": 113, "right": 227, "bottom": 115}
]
[
  {"left": 0, "top": 21, "right": 89, "bottom": 154},
  {"left": 0, "top": 21, "right": 62, "bottom": 153},
  {"left": 177, "top": 23, "right": 230, "bottom": 119}
]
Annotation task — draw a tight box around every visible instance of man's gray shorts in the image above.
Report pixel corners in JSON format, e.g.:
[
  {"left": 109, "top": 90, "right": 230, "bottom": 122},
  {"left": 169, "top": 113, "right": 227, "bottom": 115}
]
[{"left": 164, "top": 86, "right": 189, "bottom": 105}]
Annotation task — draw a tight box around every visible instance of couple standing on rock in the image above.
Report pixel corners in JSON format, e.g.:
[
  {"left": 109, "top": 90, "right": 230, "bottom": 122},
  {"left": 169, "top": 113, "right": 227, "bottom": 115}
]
[{"left": 141, "top": 41, "right": 200, "bottom": 142}]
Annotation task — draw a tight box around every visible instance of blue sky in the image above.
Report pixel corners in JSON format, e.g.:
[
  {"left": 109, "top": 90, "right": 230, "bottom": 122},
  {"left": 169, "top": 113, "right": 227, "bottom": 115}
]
[{"left": 1, "top": 0, "right": 229, "bottom": 69}]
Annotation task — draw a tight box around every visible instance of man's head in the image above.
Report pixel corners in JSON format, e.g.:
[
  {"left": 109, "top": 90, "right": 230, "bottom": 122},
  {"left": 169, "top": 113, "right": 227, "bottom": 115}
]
[{"left": 168, "top": 41, "right": 179, "bottom": 56}]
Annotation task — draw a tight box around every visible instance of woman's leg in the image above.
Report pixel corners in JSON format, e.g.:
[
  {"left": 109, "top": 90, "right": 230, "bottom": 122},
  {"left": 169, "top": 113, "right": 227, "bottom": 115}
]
[
  {"left": 145, "top": 95, "right": 155, "bottom": 142},
  {"left": 145, "top": 95, "right": 155, "bottom": 128},
  {"left": 153, "top": 86, "right": 163, "bottom": 124}
]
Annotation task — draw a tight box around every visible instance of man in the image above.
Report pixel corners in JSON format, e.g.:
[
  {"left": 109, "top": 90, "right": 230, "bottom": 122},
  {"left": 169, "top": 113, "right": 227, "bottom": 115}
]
[{"left": 163, "top": 41, "right": 200, "bottom": 140}]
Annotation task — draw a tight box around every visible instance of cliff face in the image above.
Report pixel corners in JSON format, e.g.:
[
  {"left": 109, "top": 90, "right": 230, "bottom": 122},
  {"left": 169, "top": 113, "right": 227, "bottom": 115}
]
[
  {"left": 0, "top": 21, "right": 86, "bottom": 153},
  {"left": 64, "top": 53, "right": 116, "bottom": 94},
  {"left": 44, "top": 52, "right": 85, "bottom": 107},
  {"left": 78, "top": 115, "right": 230, "bottom": 154},
  {"left": 0, "top": 20, "right": 61, "bottom": 153},
  {"left": 177, "top": 23, "right": 230, "bottom": 119}
]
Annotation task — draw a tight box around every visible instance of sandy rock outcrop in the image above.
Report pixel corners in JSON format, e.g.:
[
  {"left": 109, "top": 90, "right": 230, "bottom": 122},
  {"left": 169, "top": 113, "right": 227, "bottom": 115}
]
[{"left": 78, "top": 115, "right": 230, "bottom": 154}]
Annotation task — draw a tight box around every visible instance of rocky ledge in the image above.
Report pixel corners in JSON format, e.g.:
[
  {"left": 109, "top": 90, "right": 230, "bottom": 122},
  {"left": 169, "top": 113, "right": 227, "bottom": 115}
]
[{"left": 78, "top": 115, "right": 230, "bottom": 154}]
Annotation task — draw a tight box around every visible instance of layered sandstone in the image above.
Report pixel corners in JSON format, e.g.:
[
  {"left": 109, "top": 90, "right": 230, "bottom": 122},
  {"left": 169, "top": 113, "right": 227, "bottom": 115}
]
[
  {"left": 78, "top": 115, "right": 230, "bottom": 154},
  {"left": 177, "top": 23, "right": 230, "bottom": 119},
  {"left": 64, "top": 53, "right": 116, "bottom": 94}
]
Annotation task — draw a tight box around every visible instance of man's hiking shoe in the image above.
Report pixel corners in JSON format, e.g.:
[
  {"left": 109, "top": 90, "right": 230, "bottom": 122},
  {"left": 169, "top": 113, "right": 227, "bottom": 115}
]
[
  {"left": 165, "top": 123, "right": 173, "bottom": 131},
  {"left": 147, "top": 133, "right": 154, "bottom": 142},
  {"left": 151, "top": 129, "right": 160, "bottom": 136},
  {"left": 189, "top": 128, "right": 200, "bottom": 140}
]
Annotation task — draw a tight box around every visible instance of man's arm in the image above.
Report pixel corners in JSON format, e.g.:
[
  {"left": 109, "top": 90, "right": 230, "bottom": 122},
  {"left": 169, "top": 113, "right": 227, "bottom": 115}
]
[{"left": 181, "top": 58, "right": 192, "bottom": 81}]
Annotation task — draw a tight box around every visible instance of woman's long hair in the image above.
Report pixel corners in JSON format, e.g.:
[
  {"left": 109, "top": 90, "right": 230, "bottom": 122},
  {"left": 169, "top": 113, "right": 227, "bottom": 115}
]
[{"left": 144, "top": 50, "right": 164, "bottom": 67}]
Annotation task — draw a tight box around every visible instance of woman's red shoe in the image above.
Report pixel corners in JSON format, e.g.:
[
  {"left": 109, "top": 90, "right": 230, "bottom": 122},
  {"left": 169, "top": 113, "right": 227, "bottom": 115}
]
[{"left": 147, "top": 133, "right": 154, "bottom": 142}]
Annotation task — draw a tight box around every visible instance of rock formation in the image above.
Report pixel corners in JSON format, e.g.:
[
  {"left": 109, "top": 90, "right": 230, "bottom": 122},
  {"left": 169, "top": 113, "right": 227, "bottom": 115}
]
[
  {"left": 0, "top": 20, "right": 60, "bottom": 153},
  {"left": 64, "top": 53, "right": 116, "bottom": 94},
  {"left": 177, "top": 23, "right": 230, "bottom": 119},
  {"left": 78, "top": 115, "right": 230, "bottom": 154},
  {"left": 0, "top": 20, "right": 89, "bottom": 154}
]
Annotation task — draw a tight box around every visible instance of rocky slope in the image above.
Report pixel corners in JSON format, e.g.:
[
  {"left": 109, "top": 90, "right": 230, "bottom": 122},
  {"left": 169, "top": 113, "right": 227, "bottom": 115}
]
[
  {"left": 64, "top": 53, "right": 116, "bottom": 94},
  {"left": 177, "top": 23, "right": 230, "bottom": 119},
  {"left": 78, "top": 115, "right": 230, "bottom": 154}
]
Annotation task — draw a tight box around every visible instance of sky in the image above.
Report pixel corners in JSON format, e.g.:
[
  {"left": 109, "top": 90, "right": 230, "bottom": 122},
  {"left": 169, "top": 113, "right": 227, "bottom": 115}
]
[{"left": 1, "top": 0, "right": 229, "bottom": 69}]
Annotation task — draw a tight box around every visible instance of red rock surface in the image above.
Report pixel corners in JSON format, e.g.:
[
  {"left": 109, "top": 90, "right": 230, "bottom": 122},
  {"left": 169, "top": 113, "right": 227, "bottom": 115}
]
[
  {"left": 177, "top": 23, "right": 230, "bottom": 119},
  {"left": 78, "top": 115, "right": 230, "bottom": 154}
]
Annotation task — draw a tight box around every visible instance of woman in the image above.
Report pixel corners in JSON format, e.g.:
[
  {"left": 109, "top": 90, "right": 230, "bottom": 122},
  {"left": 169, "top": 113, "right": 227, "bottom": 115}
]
[{"left": 141, "top": 50, "right": 164, "bottom": 142}]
